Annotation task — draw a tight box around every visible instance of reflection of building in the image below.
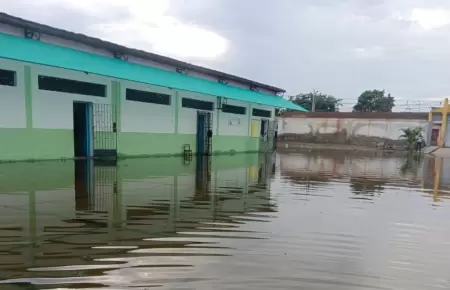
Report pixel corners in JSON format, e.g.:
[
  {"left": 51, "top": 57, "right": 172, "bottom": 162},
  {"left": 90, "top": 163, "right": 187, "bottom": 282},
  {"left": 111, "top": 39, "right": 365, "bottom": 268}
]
[
  {"left": 280, "top": 153, "right": 425, "bottom": 192},
  {"left": 422, "top": 155, "right": 450, "bottom": 201},
  {"left": 0, "top": 154, "right": 276, "bottom": 275}
]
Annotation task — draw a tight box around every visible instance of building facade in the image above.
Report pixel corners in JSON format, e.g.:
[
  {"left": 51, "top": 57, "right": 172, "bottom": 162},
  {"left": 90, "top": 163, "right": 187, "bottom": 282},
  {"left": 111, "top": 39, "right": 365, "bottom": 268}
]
[
  {"left": 429, "top": 98, "right": 449, "bottom": 148},
  {"left": 0, "top": 13, "right": 305, "bottom": 161}
]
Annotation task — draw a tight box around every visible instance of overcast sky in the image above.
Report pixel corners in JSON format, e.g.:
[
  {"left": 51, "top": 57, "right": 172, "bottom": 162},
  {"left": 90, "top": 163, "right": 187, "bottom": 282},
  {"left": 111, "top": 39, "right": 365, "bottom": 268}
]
[{"left": 3, "top": 0, "right": 450, "bottom": 108}]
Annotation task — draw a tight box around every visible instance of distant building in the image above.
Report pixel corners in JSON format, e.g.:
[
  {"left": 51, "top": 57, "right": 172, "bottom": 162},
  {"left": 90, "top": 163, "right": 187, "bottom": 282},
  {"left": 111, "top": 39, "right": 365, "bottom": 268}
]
[
  {"left": 0, "top": 13, "right": 305, "bottom": 161},
  {"left": 429, "top": 98, "right": 450, "bottom": 147}
]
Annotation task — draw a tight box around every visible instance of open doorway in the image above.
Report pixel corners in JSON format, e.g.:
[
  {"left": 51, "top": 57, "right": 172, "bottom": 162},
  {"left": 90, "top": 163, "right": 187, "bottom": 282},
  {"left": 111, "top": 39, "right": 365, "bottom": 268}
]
[
  {"left": 73, "top": 102, "right": 93, "bottom": 158},
  {"left": 197, "top": 111, "right": 213, "bottom": 155}
]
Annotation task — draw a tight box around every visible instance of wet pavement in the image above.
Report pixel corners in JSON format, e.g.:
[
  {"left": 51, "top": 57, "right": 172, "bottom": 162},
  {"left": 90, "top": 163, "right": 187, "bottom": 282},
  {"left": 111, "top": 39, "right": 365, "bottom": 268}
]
[{"left": 0, "top": 152, "right": 450, "bottom": 289}]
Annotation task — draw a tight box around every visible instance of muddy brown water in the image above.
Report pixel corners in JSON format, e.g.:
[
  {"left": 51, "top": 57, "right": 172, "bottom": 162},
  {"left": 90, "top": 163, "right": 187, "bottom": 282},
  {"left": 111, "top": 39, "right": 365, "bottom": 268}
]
[{"left": 0, "top": 152, "right": 449, "bottom": 289}]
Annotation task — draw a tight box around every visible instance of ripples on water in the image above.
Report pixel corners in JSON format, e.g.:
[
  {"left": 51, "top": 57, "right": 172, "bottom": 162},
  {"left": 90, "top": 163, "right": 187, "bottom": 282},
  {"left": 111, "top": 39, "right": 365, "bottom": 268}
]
[{"left": 0, "top": 152, "right": 450, "bottom": 289}]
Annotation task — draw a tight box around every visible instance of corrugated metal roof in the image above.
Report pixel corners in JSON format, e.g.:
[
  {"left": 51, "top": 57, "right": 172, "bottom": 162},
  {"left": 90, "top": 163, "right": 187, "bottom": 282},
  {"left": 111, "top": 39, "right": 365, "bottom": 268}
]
[
  {"left": 0, "top": 31, "right": 307, "bottom": 111},
  {"left": 0, "top": 12, "right": 285, "bottom": 93}
]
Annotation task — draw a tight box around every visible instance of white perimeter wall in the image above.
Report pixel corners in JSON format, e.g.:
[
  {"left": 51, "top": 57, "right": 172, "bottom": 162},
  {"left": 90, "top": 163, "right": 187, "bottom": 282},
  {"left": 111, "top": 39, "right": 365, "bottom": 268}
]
[
  {"left": 279, "top": 117, "right": 429, "bottom": 140},
  {"left": 0, "top": 58, "right": 25, "bottom": 128}
]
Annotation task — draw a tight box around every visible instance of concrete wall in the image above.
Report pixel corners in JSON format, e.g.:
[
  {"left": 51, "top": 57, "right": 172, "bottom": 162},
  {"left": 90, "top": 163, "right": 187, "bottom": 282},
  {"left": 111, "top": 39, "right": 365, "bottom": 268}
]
[
  {"left": 32, "top": 64, "right": 112, "bottom": 129},
  {"left": 218, "top": 99, "right": 250, "bottom": 137},
  {"left": 0, "top": 58, "right": 25, "bottom": 129},
  {"left": 0, "top": 58, "right": 275, "bottom": 161},
  {"left": 121, "top": 81, "right": 176, "bottom": 134},
  {"left": 444, "top": 118, "right": 450, "bottom": 147},
  {"left": 279, "top": 116, "right": 430, "bottom": 147}
]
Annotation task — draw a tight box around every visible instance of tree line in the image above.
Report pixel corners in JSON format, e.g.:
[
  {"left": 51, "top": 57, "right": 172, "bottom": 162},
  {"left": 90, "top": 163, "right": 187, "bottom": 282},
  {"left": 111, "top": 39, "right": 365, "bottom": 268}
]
[{"left": 289, "top": 89, "right": 395, "bottom": 112}]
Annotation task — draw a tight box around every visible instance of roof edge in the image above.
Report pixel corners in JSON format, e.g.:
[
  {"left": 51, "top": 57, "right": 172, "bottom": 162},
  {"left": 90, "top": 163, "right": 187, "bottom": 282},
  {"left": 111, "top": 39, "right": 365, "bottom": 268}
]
[{"left": 0, "top": 12, "right": 286, "bottom": 94}]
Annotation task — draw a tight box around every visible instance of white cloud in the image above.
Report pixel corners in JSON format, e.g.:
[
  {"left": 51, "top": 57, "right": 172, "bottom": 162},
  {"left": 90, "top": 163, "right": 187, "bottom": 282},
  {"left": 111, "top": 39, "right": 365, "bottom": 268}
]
[
  {"left": 89, "top": 0, "right": 229, "bottom": 60},
  {"left": 354, "top": 47, "right": 384, "bottom": 59},
  {"left": 4, "top": 0, "right": 229, "bottom": 61},
  {"left": 410, "top": 7, "right": 450, "bottom": 29}
]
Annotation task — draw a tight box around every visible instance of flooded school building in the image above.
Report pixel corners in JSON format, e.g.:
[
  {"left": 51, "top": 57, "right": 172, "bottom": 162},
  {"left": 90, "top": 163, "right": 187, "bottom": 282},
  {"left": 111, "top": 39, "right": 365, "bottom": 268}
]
[{"left": 0, "top": 13, "right": 305, "bottom": 162}]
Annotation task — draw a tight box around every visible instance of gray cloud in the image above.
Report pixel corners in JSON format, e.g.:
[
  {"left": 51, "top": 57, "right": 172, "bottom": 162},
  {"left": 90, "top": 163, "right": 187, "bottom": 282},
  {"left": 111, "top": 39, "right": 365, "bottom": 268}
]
[{"left": 4, "top": 0, "right": 450, "bottom": 106}]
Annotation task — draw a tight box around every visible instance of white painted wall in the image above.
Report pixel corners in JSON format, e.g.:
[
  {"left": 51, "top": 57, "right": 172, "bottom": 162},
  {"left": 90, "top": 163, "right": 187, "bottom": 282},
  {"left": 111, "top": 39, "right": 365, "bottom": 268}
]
[
  {"left": 32, "top": 65, "right": 112, "bottom": 129},
  {"left": 0, "top": 58, "right": 25, "bottom": 128},
  {"left": 250, "top": 104, "right": 275, "bottom": 137},
  {"left": 121, "top": 81, "right": 176, "bottom": 133},
  {"left": 178, "top": 91, "right": 218, "bottom": 135},
  {"left": 251, "top": 104, "right": 275, "bottom": 121},
  {"left": 217, "top": 99, "right": 250, "bottom": 136},
  {"left": 279, "top": 117, "right": 429, "bottom": 140},
  {"left": 444, "top": 118, "right": 450, "bottom": 147},
  {"left": 0, "top": 55, "right": 277, "bottom": 139}
]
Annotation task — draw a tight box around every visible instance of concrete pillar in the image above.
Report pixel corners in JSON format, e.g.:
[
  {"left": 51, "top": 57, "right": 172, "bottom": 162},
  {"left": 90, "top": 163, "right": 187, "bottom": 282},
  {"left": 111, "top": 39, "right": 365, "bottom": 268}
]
[{"left": 439, "top": 98, "right": 449, "bottom": 148}]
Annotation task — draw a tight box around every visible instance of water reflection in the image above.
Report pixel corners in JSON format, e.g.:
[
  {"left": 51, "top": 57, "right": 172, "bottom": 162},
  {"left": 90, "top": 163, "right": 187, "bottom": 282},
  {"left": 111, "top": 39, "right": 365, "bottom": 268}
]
[
  {"left": 0, "top": 154, "right": 276, "bottom": 288},
  {"left": 2, "top": 152, "right": 450, "bottom": 289},
  {"left": 280, "top": 152, "right": 426, "bottom": 192}
]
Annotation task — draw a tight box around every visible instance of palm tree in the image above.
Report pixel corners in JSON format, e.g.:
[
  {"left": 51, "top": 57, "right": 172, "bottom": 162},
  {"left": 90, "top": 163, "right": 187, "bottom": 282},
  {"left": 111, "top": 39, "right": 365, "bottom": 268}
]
[{"left": 399, "top": 127, "right": 423, "bottom": 150}]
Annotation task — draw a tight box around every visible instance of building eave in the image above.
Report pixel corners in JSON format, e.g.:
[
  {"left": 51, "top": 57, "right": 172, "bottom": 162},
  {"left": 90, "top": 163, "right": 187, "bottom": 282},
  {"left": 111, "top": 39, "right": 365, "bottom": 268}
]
[{"left": 0, "top": 12, "right": 286, "bottom": 94}]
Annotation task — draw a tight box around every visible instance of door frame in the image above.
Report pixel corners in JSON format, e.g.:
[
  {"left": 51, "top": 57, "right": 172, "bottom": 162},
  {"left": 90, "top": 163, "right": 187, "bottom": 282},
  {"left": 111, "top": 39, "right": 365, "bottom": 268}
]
[
  {"left": 196, "top": 111, "right": 213, "bottom": 155},
  {"left": 73, "top": 101, "right": 94, "bottom": 158}
]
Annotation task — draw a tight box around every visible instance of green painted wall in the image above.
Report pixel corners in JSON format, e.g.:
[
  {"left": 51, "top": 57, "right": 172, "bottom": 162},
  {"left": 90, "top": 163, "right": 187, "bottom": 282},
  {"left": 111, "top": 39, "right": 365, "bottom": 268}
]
[
  {"left": 118, "top": 133, "right": 197, "bottom": 157},
  {"left": 117, "top": 133, "right": 260, "bottom": 157},
  {"left": 212, "top": 136, "right": 259, "bottom": 154},
  {"left": 0, "top": 50, "right": 267, "bottom": 162},
  {"left": 0, "top": 129, "right": 262, "bottom": 161},
  {"left": 0, "top": 128, "right": 73, "bottom": 161}
]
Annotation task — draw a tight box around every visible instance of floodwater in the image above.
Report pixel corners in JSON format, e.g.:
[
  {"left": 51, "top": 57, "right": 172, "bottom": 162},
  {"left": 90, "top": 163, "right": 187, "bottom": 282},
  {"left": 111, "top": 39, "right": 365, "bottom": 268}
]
[{"left": 1, "top": 152, "right": 450, "bottom": 289}]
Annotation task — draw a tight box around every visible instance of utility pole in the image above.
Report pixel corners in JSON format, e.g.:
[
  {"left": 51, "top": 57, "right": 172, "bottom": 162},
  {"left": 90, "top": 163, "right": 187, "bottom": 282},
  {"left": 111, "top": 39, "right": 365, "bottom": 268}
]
[{"left": 311, "top": 89, "right": 317, "bottom": 112}]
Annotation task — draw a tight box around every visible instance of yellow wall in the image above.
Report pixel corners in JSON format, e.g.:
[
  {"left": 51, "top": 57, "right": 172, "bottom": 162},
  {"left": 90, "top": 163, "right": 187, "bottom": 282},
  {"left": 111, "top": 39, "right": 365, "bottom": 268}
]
[{"left": 251, "top": 120, "right": 260, "bottom": 137}]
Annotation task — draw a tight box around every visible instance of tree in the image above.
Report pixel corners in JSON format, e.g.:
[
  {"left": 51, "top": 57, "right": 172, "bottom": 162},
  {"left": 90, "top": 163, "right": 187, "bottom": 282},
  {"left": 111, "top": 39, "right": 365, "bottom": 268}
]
[
  {"left": 289, "top": 90, "right": 342, "bottom": 112},
  {"left": 399, "top": 127, "right": 423, "bottom": 150},
  {"left": 353, "top": 89, "right": 395, "bottom": 112}
]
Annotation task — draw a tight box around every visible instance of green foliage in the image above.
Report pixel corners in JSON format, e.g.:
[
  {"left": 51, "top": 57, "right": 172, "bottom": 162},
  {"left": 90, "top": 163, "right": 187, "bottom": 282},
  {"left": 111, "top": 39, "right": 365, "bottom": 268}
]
[
  {"left": 353, "top": 89, "right": 395, "bottom": 112},
  {"left": 399, "top": 127, "right": 423, "bottom": 150},
  {"left": 289, "top": 90, "right": 342, "bottom": 112}
]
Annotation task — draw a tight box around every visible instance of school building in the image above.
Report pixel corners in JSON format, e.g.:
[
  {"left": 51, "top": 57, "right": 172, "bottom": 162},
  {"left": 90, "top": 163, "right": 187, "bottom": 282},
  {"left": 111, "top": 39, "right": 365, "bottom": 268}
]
[{"left": 0, "top": 13, "right": 306, "bottom": 161}]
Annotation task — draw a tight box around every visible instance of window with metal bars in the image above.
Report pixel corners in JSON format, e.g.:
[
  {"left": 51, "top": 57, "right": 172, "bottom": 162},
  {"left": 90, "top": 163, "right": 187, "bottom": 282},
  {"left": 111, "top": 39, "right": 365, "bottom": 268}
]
[
  {"left": 38, "top": 75, "right": 106, "bottom": 97},
  {"left": 182, "top": 97, "right": 214, "bottom": 111},
  {"left": 126, "top": 88, "right": 171, "bottom": 105},
  {"left": 252, "top": 108, "right": 272, "bottom": 118},
  {"left": 222, "top": 104, "right": 246, "bottom": 115},
  {"left": 0, "top": 69, "right": 16, "bottom": 87}
]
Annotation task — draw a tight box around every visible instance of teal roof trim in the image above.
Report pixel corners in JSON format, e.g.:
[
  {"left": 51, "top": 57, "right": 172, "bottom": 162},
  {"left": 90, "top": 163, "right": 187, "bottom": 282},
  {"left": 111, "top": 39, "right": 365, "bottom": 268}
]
[{"left": 0, "top": 33, "right": 307, "bottom": 112}]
